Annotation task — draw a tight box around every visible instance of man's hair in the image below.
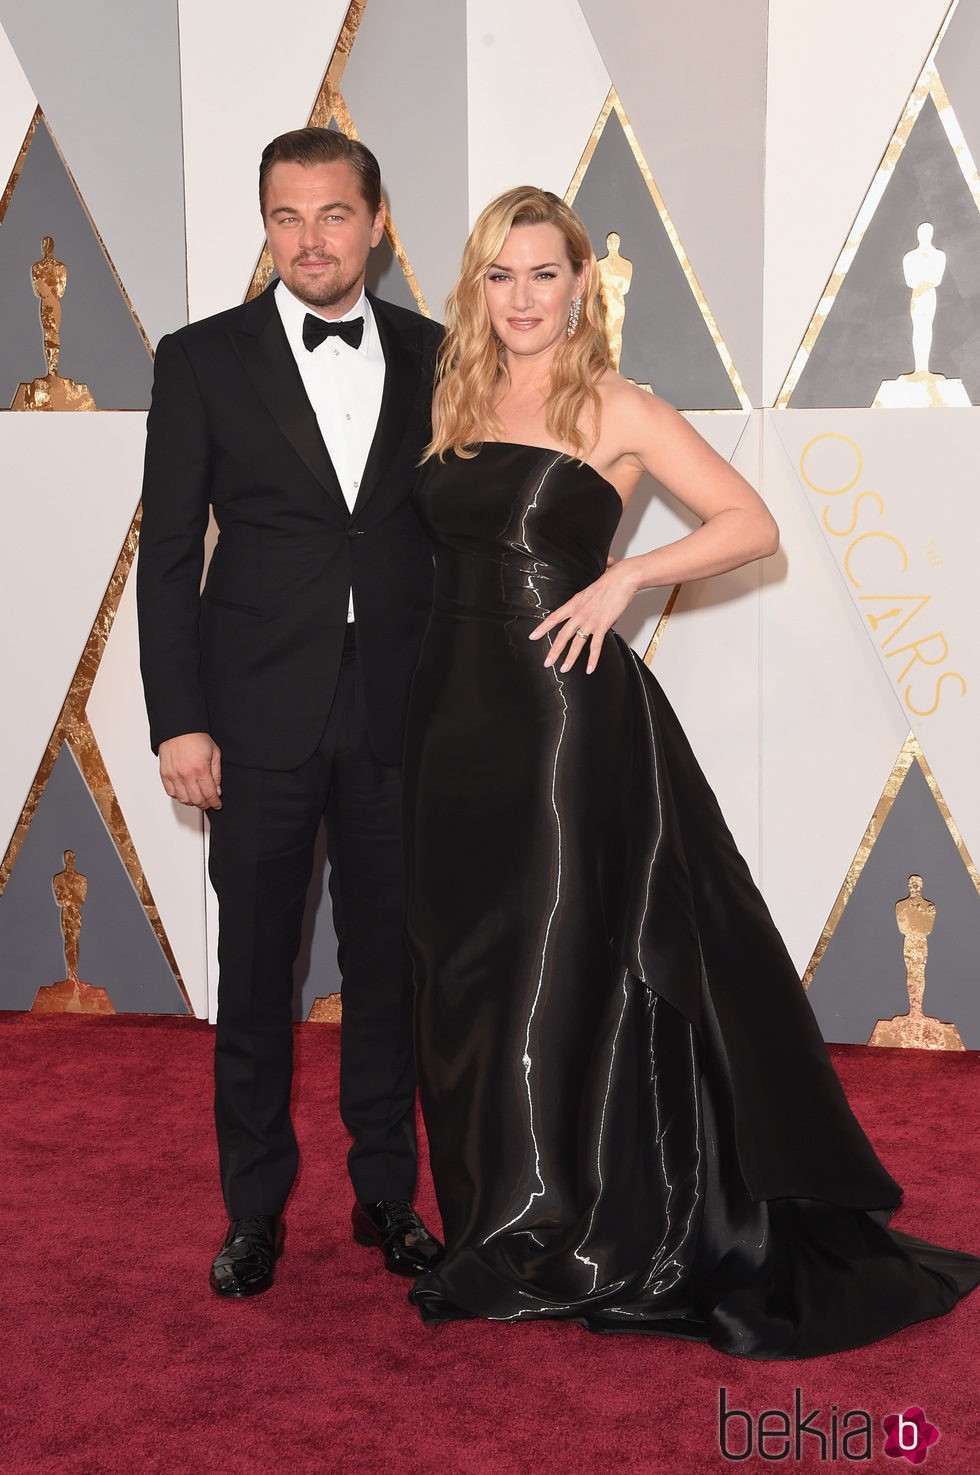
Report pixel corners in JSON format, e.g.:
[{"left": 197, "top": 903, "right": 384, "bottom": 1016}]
[{"left": 259, "top": 128, "right": 382, "bottom": 216}]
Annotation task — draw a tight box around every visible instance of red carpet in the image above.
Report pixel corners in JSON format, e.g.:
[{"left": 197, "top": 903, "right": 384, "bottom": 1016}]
[{"left": 2, "top": 1014, "right": 977, "bottom": 1474}]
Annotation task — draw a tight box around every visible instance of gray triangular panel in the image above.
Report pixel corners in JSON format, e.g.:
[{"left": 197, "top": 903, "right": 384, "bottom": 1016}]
[
  {"left": 321, "top": 112, "right": 421, "bottom": 314},
  {"left": 807, "top": 760, "right": 980, "bottom": 1047},
  {"left": 577, "top": 0, "right": 766, "bottom": 404},
  {"left": 0, "top": 745, "right": 188, "bottom": 1013},
  {"left": 936, "top": 1, "right": 980, "bottom": 178},
  {"left": 789, "top": 98, "right": 980, "bottom": 407},
  {"left": 0, "top": 0, "right": 186, "bottom": 348},
  {"left": 291, "top": 820, "right": 342, "bottom": 1020},
  {"left": 0, "top": 119, "right": 152, "bottom": 408},
  {"left": 573, "top": 111, "right": 740, "bottom": 409},
  {"left": 341, "top": 0, "right": 467, "bottom": 318},
  {"left": 365, "top": 235, "right": 423, "bottom": 314}
]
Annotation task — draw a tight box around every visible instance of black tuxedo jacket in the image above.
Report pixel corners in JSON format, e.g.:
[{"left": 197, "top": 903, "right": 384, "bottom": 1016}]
[{"left": 137, "top": 284, "right": 441, "bottom": 770}]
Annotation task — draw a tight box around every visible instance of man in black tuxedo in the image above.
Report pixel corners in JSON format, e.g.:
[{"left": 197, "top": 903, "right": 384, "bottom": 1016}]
[{"left": 137, "top": 128, "right": 442, "bottom": 1297}]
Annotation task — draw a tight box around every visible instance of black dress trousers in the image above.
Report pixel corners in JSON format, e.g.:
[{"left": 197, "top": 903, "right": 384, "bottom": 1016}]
[{"left": 207, "top": 630, "right": 418, "bottom": 1217}]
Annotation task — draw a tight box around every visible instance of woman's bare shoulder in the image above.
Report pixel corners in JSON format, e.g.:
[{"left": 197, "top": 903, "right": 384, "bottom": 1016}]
[
  {"left": 597, "top": 371, "right": 678, "bottom": 433},
  {"left": 594, "top": 371, "right": 682, "bottom": 462}
]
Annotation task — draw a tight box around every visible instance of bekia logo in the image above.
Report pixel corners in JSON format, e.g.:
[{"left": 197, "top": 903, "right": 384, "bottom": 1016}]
[
  {"left": 882, "top": 1407, "right": 940, "bottom": 1464},
  {"left": 718, "top": 1389, "right": 872, "bottom": 1462},
  {"left": 718, "top": 1390, "right": 942, "bottom": 1463}
]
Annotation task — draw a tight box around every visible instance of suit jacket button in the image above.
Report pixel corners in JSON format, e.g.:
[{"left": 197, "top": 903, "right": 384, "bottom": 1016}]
[{"left": 346, "top": 528, "right": 363, "bottom": 539}]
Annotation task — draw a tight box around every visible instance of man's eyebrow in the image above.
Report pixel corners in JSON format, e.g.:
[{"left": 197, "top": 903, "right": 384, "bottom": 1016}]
[{"left": 268, "top": 200, "right": 355, "bottom": 216}]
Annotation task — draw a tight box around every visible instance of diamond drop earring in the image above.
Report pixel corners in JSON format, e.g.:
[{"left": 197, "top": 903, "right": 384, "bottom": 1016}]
[{"left": 566, "top": 297, "right": 582, "bottom": 338}]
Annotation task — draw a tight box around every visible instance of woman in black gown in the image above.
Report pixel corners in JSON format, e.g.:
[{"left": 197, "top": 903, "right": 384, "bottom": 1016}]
[{"left": 402, "top": 187, "right": 979, "bottom": 1358}]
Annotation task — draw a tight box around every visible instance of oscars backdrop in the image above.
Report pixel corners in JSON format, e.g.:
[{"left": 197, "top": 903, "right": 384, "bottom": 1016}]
[{"left": 1, "top": 0, "right": 978, "bottom": 1049}]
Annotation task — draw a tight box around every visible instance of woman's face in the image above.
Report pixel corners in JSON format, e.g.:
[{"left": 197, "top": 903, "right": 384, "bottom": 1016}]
[{"left": 483, "top": 222, "right": 585, "bottom": 361}]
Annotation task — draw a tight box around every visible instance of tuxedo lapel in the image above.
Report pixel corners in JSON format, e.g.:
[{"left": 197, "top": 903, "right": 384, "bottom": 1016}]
[
  {"left": 353, "top": 294, "right": 420, "bottom": 514},
  {"left": 229, "top": 286, "right": 348, "bottom": 514}
]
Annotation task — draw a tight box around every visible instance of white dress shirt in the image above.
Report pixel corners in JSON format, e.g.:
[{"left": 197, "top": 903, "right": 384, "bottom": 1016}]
[{"left": 275, "top": 281, "right": 386, "bottom": 621}]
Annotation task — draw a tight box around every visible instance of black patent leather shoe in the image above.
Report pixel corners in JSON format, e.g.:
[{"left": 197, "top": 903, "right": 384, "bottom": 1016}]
[
  {"left": 209, "top": 1215, "right": 284, "bottom": 1298},
  {"left": 352, "top": 1200, "right": 443, "bottom": 1276}
]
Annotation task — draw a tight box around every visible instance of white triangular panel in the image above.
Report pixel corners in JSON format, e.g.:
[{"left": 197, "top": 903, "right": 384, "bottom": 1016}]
[
  {"left": 466, "top": 0, "right": 611, "bottom": 218},
  {"left": 0, "top": 24, "right": 36, "bottom": 191},
  {"left": 650, "top": 413, "right": 763, "bottom": 877},
  {"left": 764, "top": 0, "right": 952, "bottom": 405},
  {"left": 178, "top": 0, "right": 351, "bottom": 323},
  {"left": 87, "top": 561, "right": 209, "bottom": 1018},
  {"left": 612, "top": 411, "right": 750, "bottom": 658},
  {"left": 0, "top": 416, "right": 146, "bottom": 859},
  {"left": 770, "top": 408, "right": 980, "bottom": 872},
  {"left": 759, "top": 413, "right": 913, "bottom": 970}
]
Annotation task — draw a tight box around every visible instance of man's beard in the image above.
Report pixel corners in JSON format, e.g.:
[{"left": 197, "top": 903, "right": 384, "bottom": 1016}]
[{"left": 287, "top": 255, "right": 362, "bottom": 311}]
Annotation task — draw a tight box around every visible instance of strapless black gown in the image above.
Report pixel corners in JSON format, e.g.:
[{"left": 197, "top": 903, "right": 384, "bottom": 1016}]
[{"left": 403, "top": 442, "right": 979, "bottom": 1358}]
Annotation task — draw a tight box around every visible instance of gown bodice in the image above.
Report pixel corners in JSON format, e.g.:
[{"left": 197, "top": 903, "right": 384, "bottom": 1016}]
[{"left": 415, "top": 442, "right": 622, "bottom": 620}]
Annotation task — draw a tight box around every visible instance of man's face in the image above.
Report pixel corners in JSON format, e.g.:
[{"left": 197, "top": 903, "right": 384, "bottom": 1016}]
[{"left": 263, "top": 159, "right": 386, "bottom": 317}]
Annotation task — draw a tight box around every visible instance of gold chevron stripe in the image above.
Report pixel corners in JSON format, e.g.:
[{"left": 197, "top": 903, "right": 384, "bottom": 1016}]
[
  {"left": 802, "top": 730, "right": 980, "bottom": 989},
  {"left": 244, "top": 0, "right": 428, "bottom": 315}
]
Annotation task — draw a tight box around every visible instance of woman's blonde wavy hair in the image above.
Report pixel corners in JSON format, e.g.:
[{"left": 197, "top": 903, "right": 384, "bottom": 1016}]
[{"left": 425, "top": 187, "right": 610, "bottom": 461}]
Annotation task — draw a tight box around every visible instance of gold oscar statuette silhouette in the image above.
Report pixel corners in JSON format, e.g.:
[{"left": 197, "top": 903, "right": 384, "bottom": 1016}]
[
  {"left": 868, "top": 874, "right": 964, "bottom": 1049},
  {"left": 596, "top": 230, "right": 650, "bottom": 393},
  {"left": 874, "top": 224, "right": 970, "bottom": 407},
  {"left": 31, "top": 850, "right": 114, "bottom": 1013},
  {"left": 596, "top": 231, "right": 632, "bottom": 371},
  {"left": 11, "top": 237, "right": 97, "bottom": 411}
]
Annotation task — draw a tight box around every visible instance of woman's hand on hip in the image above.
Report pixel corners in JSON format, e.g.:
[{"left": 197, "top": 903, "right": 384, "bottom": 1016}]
[{"left": 528, "top": 561, "right": 640, "bottom": 675}]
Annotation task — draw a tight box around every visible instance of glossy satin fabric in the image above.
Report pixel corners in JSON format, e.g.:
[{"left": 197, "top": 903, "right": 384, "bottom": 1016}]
[{"left": 403, "top": 443, "right": 980, "bottom": 1357}]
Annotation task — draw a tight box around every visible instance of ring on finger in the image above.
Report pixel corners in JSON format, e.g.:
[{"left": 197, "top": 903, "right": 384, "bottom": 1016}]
[{"left": 573, "top": 629, "right": 591, "bottom": 640}]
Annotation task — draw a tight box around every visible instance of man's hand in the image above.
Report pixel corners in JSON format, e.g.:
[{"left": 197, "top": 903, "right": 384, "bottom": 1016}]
[{"left": 159, "top": 732, "right": 222, "bottom": 810}]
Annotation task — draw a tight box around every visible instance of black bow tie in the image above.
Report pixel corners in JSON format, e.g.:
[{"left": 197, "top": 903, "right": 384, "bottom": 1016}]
[{"left": 302, "top": 313, "right": 364, "bottom": 352}]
